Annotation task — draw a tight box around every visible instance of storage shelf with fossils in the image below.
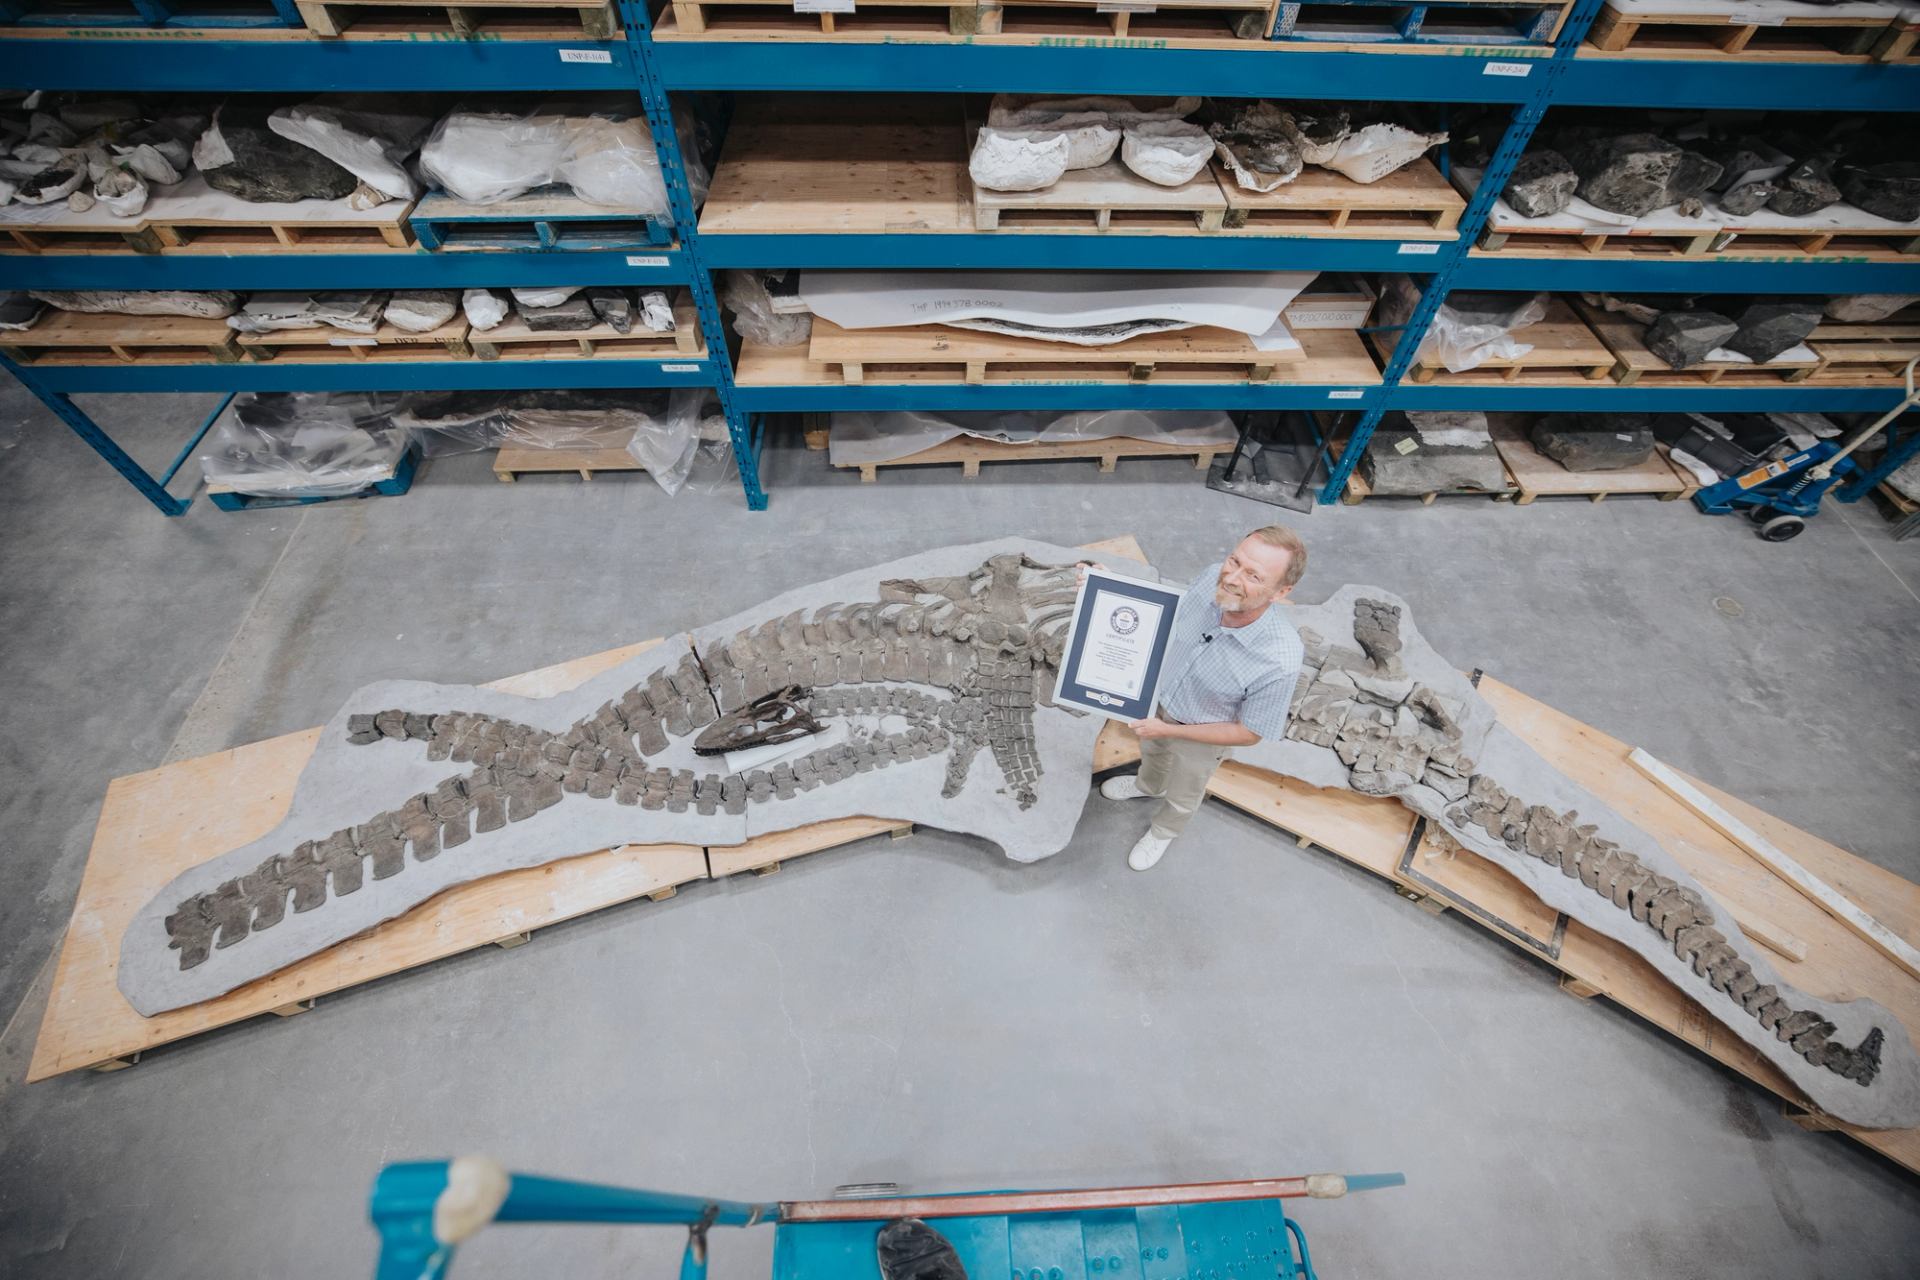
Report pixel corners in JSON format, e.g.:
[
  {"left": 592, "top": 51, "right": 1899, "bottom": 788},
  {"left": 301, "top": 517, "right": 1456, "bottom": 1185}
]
[{"left": 1, "top": 0, "right": 1916, "bottom": 513}]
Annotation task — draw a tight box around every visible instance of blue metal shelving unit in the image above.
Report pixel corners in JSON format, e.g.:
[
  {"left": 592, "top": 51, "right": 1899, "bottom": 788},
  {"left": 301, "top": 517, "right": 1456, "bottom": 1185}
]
[{"left": 1, "top": 7, "right": 1915, "bottom": 513}]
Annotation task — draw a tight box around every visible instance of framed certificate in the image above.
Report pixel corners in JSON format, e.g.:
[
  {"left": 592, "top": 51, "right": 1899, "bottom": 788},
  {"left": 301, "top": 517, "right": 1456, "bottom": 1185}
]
[{"left": 1051, "top": 568, "right": 1185, "bottom": 722}]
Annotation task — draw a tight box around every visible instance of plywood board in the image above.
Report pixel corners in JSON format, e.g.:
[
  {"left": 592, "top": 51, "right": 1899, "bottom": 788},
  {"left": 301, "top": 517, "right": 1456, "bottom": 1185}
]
[{"left": 702, "top": 97, "right": 972, "bottom": 236}]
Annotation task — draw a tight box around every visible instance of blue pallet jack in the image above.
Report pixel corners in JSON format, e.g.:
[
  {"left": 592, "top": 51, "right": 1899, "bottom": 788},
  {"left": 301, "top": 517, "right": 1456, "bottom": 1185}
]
[
  {"left": 368, "top": 1160, "right": 1406, "bottom": 1280},
  {"left": 1692, "top": 356, "right": 1920, "bottom": 542}
]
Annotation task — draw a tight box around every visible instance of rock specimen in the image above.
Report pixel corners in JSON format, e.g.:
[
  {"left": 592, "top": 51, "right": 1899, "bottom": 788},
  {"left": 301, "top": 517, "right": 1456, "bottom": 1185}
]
[
  {"left": 117, "top": 542, "right": 1920, "bottom": 1129},
  {"left": 0, "top": 292, "right": 45, "bottom": 331},
  {"left": 1529, "top": 413, "right": 1657, "bottom": 471},
  {"left": 1718, "top": 180, "right": 1777, "bottom": 217},
  {"left": 383, "top": 291, "right": 459, "bottom": 334},
  {"left": 517, "top": 294, "right": 598, "bottom": 331},
  {"left": 1210, "top": 125, "right": 1302, "bottom": 193},
  {"left": 584, "top": 287, "right": 633, "bottom": 334},
  {"left": 1646, "top": 310, "right": 1739, "bottom": 369},
  {"left": 1839, "top": 161, "right": 1920, "bottom": 223},
  {"left": 1768, "top": 157, "right": 1842, "bottom": 218},
  {"left": 1660, "top": 150, "right": 1724, "bottom": 210},
  {"left": 968, "top": 127, "right": 1070, "bottom": 193},
  {"left": 1504, "top": 150, "right": 1577, "bottom": 218},
  {"left": 30, "top": 289, "right": 242, "bottom": 319},
  {"left": 194, "top": 102, "right": 358, "bottom": 203},
  {"left": 310, "top": 292, "right": 386, "bottom": 334},
  {"left": 1362, "top": 411, "right": 1507, "bottom": 495},
  {"left": 1723, "top": 301, "right": 1823, "bottom": 364},
  {"left": 1825, "top": 293, "right": 1918, "bottom": 323},
  {"left": 1120, "top": 121, "right": 1213, "bottom": 187},
  {"left": 1569, "top": 134, "right": 1681, "bottom": 217},
  {"left": 1706, "top": 137, "right": 1792, "bottom": 193},
  {"left": 1276, "top": 105, "right": 1350, "bottom": 167}
]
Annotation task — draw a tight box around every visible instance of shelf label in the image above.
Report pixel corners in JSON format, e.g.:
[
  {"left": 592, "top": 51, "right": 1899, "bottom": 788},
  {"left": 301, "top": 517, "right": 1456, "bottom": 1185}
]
[
  {"left": 329, "top": 337, "right": 378, "bottom": 346},
  {"left": 662, "top": 362, "right": 701, "bottom": 372},
  {"left": 558, "top": 48, "right": 613, "bottom": 63},
  {"left": 1327, "top": 390, "right": 1364, "bottom": 401},
  {"left": 1483, "top": 62, "right": 1532, "bottom": 77},
  {"left": 794, "top": 0, "right": 854, "bottom": 12},
  {"left": 626, "top": 255, "right": 670, "bottom": 267},
  {"left": 1396, "top": 242, "right": 1441, "bottom": 255}
]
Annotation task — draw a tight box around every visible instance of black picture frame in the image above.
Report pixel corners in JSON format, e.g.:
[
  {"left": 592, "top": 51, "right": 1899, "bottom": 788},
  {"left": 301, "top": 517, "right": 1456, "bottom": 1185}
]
[{"left": 1051, "top": 570, "right": 1185, "bottom": 723}]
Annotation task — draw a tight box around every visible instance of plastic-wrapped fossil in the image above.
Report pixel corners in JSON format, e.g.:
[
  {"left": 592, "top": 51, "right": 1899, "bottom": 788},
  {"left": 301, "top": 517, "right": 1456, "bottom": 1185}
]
[{"left": 118, "top": 542, "right": 1920, "bottom": 1131}]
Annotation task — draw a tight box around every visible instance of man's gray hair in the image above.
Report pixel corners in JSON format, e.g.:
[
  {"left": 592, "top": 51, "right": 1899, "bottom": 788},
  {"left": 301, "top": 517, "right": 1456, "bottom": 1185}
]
[{"left": 1246, "top": 525, "right": 1307, "bottom": 589}]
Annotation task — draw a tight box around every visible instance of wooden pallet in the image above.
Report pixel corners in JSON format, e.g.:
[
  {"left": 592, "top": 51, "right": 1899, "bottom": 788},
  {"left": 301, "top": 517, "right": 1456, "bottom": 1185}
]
[
  {"left": 1477, "top": 215, "right": 1920, "bottom": 260},
  {"left": 1806, "top": 307, "right": 1920, "bottom": 383},
  {"left": 1275, "top": 0, "right": 1570, "bottom": 45},
  {"left": 470, "top": 295, "right": 702, "bottom": 361},
  {"left": 0, "top": 180, "right": 409, "bottom": 255},
  {"left": 0, "top": 310, "right": 243, "bottom": 365},
  {"left": 238, "top": 318, "right": 473, "bottom": 363},
  {"left": 492, "top": 445, "right": 643, "bottom": 482},
  {"left": 1489, "top": 418, "right": 1696, "bottom": 503},
  {"left": 665, "top": 0, "right": 1275, "bottom": 39},
  {"left": 1339, "top": 464, "right": 1518, "bottom": 505},
  {"left": 1573, "top": 299, "right": 1824, "bottom": 385},
  {"left": 1370, "top": 296, "right": 1615, "bottom": 385},
  {"left": 804, "top": 318, "right": 1311, "bottom": 384},
  {"left": 410, "top": 187, "right": 672, "bottom": 253},
  {"left": 831, "top": 433, "right": 1231, "bottom": 482},
  {"left": 1216, "top": 158, "right": 1464, "bottom": 237},
  {"left": 25, "top": 534, "right": 1139, "bottom": 1081},
  {"left": 740, "top": 326, "right": 1377, "bottom": 388},
  {"left": 296, "top": 0, "right": 617, "bottom": 37},
  {"left": 1585, "top": 0, "right": 1916, "bottom": 61},
  {"left": 974, "top": 158, "right": 1230, "bottom": 233}
]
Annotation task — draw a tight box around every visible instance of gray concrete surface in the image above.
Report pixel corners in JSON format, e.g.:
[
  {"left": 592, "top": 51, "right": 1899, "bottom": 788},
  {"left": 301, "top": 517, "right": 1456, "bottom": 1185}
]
[{"left": 1, "top": 390, "right": 1917, "bottom": 1278}]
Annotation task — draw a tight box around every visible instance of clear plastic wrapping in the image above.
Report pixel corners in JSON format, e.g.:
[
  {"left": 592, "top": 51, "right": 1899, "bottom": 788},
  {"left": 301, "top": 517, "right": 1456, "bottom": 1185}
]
[
  {"left": 722, "top": 270, "right": 811, "bottom": 347},
  {"left": 417, "top": 104, "right": 704, "bottom": 216},
  {"left": 267, "top": 96, "right": 436, "bottom": 205},
  {"left": 626, "top": 390, "right": 735, "bottom": 496},
  {"left": 393, "top": 389, "right": 674, "bottom": 456},
  {"left": 827, "top": 409, "right": 1237, "bottom": 467},
  {"left": 200, "top": 393, "right": 409, "bottom": 497},
  {"left": 1379, "top": 276, "right": 1547, "bottom": 374}
]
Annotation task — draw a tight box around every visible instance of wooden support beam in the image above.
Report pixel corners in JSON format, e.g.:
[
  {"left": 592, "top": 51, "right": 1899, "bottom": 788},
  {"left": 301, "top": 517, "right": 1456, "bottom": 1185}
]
[{"left": 1628, "top": 748, "right": 1920, "bottom": 981}]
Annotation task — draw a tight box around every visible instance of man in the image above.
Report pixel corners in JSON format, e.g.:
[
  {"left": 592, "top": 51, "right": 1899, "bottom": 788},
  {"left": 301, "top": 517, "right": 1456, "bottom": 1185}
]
[{"left": 1100, "top": 525, "right": 1307, "bottom": 871}]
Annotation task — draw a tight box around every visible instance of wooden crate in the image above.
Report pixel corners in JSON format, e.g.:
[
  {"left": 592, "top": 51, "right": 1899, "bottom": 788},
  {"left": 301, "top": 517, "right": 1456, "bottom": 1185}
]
[
  {"left": 804, "top": 318, "right": 1311, "bottom": 384},
  {"left": 237, "top": 317, "right": 473, "bottom": 363},
  {"left": 1573, "top": 298, "right": 1825, "bottom": 385},
  {"left": 410, "top": 187, "right": 672, "bottom": 252},
  {"left": 1369, "top": 296, "right": 1615, "bottom": 385},
  {"left": 831, "top": 433, "right": 1232, "bottom": 482},
  {"left": 1585, "top": 0, "right": 1916, "bottom": 61},
  {"left": 1489, "top": 418, "right": 1697, "bottom": 503},
  {"left": 297, "top": 0, "right": 618, "bottom": 38},
  {"left": 469, "top": 295, "right": 702, "bottom": 361},
  {"left": 740, "top": 326, "right": 1377, "bottom": 388},
  {"left": 974, "top": 158, "right": 1231, "bottom": 233},
  {"left": 1216, "top": 158, "right": 1464, "bottom": 237},
  {"left": 0, "top": 310, "right": 243, "bottom": 365}
]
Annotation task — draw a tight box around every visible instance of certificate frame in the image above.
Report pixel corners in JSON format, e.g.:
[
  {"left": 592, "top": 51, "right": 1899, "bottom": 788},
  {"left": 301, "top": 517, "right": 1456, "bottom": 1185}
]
[{"left": 1050, "top": 568, "right": 1185, "bottom": 723}]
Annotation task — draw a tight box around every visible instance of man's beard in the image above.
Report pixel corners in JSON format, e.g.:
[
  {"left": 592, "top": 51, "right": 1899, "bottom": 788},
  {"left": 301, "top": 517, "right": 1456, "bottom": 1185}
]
[{"left": 1215, "top": 579, "right": 1246, "bottom": 610}]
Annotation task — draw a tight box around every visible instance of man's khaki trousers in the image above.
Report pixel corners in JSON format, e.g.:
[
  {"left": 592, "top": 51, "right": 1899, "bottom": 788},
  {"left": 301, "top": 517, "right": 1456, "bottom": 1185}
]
[{"left": 1136, "top": 729, "right": 1231, "bottom": 841}]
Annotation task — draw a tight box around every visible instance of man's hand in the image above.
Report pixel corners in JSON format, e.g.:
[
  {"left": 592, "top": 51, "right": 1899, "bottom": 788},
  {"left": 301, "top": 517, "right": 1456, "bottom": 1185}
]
[
  {"left": 1074, "top": 560, "right": 1108, "bottom": 584},
  {"left": 1129, "top": 716, "right": 1178, "bottom": 740}
]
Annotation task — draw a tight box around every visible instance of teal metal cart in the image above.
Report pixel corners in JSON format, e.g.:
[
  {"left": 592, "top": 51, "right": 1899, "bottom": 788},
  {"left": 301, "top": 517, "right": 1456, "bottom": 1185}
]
[{"left": 369, "top": 1161, "right": 1405, "bottom": 1280}]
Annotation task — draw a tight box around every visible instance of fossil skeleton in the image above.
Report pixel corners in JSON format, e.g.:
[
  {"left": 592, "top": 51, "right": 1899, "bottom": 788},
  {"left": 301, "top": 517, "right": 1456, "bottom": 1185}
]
[{"left": 120, "top": 540, "right": 1920, "bottom": 1129}]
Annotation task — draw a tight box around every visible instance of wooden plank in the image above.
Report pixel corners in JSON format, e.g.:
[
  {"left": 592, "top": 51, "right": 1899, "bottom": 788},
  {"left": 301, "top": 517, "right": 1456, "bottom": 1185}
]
[
  {"left": 1628, "top": 748, "right": 1920, "bottom": 981},
  {"left": 1579, "top": 0, "right": 1912, "bottom": 61},
  {"left": 297, "top": 0, "right": 617, "bottom": 39},
  {"left": 974, "top": 157, "right": 1230, "bottom": 233},
  {"left": 805, "top": 317, "right": 1303, "bottom": 384},
  {"left": 237, "top": 317, "right": 472, "bottom": 363},
  {"left": 660, "top": 0, "right": 1273, "bottom": 40},
  {"left": 1215, "top": 157, "right": 1464, "bottom": 237},
  {"left": 1489, "top": 418, "right": 1692, "bottom": 502},
  {"left": 0, "top": 309, "right": 243, "bottom": 365},
  {"left": 1373, "top": 296, "right": 1615, "bottom": 385}
]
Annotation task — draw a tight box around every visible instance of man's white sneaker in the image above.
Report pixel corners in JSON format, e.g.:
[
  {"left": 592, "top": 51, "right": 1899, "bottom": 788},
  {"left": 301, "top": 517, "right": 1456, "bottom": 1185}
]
[
  {"left": 1100, "top": 775, "right": 1147, "bottom": 801},
  {"left": 1128, "top": 832, "right": 1172, "bottom": 872}
]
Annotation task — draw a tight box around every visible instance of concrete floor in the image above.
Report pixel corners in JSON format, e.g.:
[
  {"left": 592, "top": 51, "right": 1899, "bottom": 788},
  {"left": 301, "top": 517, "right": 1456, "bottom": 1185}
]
[{"left": 2, "top": 389, "right": 1918, "bottom": 1278}]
